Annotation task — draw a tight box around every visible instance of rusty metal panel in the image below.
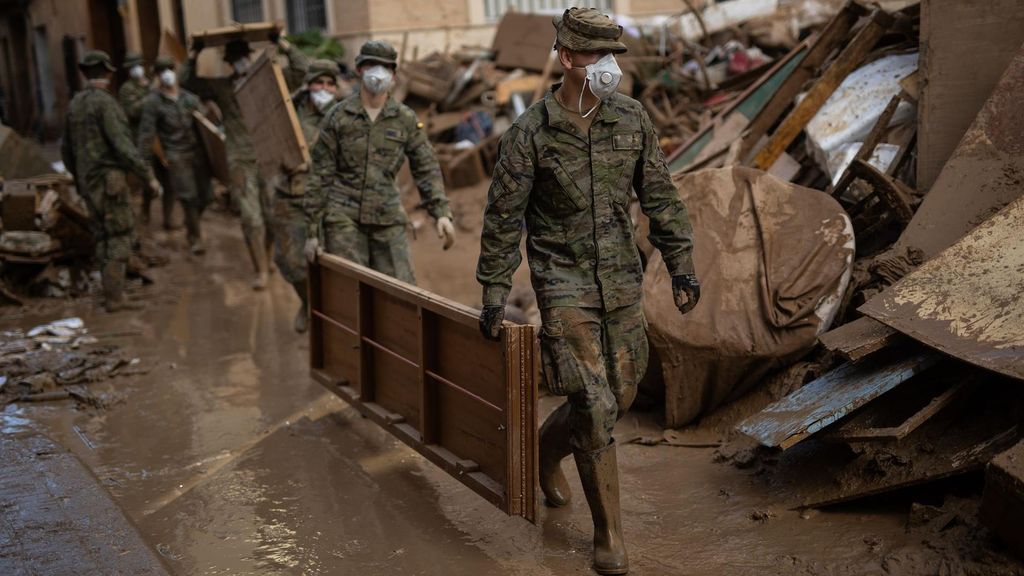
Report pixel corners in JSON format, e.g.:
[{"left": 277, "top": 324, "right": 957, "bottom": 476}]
[
  {"left": 862, "top": 196, "right": 1024, "bottom": 381},
  {"left": 308, "top": 254, "right": 537, "bottom": 522}
]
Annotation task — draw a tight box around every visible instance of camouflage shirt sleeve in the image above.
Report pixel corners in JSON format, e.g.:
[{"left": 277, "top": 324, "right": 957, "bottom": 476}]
[
  {"left": 303, "top": 108, "right": 339, "bottom": 238},
  {"left": 136, "top": 95, "right": 158, "bottom": 167},
  {"left": 280, "top": 43, "right": 310, "bottom": 91},
  {"left": 103, "top": 98, "right": 152, "bottom": 182},
  {"left": 403, "top": 111, "right": 451, "bottom": 221},
  {"left": 475, "top": 124, "right": 535, "bottom": 306},
  {"left": 634, "top": 108, "right": 695, "bottom": 277},
  {"left": 118, "top": 84, "right": 145, "bottom": 126}
]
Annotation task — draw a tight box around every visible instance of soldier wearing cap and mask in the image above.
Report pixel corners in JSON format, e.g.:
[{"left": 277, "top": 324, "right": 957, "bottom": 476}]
[
  {"left": 62, "top": 50, "right": 163, "bottom": 312},
  {"left": 303, "top": 40, "right": 455, "bottom": 284},
  {"left": 272, "top": 58, "right": 342, "bottom": 333},
  {"left": 137, "top": 56, "right": 212, "bottom": 255},
  {"left": 476, "top": 8, "right": 700, "bottom": 575},
  {"left": 182, "top": 36, "right": 274, "bottom": 289}
]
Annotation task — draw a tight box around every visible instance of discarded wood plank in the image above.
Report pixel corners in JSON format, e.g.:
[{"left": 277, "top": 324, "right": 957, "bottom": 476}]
[
  {"left": 752, "top": 8, "right": 892, "bottom": 170},
  {"left": 189, "top": 22, "right": 281, "bottom": 48},
  {"left": 829, "top": 381, "right": 971, "bottom": 442},
  {"left": 848, "top": 159, "right": 916, "bottom": 222},
  {"left": 830, "top": 93, "right": 903, "bottom": 198},
  {"left": 981, "top": 440, "right": 1024, "bottom": 558},
  {"left": 818, "top": 316, "right": 903, "bottom": 362},
  {"left": 193, "top": 111, "right": 230, "bottom": 185},
  {"left": 737, "top": 349, "right": 941, "bottom": 449}
]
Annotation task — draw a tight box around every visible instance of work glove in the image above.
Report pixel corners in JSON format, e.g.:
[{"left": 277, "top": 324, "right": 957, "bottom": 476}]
[
  {"left": 148, "top": 178, "right": 163, "bottom": 199},
  {"left": 672, "top": 273, "right": 701, "bottom": 315},
  {"left": 269, "top": 28, "right": 282, "bottom": 44},
  {"left": 304, "top": 237, "right": 322, "bottom": 263},
  {"left": 436, "top": 216, "right": 455, "bottom": 250},
  {"left": 479, "top": 305, "right": 504, "bottom": 342},
  {"left": 190, "top": 38, "right": 205, "bottom": 54}
]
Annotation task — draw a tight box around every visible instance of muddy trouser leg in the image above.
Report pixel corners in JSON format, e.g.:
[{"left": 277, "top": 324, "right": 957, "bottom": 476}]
[
  {"left": 323, "top": 211, "right": 370, "bottom": 267},
  {"left": 539, "top": 303, "right": 647, "bottom": 575},
  {"left": 232, "top": 160, "right": 269, "bottom": 278},
  {"left": 271, "top": 189, "right": 311, "bottom": 332},
  {"left": 367, "top": 223, "right": 416, "bottom": 285},
  {"left": 95, "top": 171, "right": 136, "bottom": 310},
  {"left": 169, "top": 155, "right": 202, "bottom": 245},
  {"left": 153, "top": 161, "right": 175, "bottom": 229}
]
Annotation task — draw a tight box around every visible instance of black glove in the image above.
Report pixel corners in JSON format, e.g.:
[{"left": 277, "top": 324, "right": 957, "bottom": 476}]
[
  {"left": 672, "top": 274, "right": 701, "bottom": 315},
  {"left": 190, "top": 38, "right": 205, "bottom": 54},
  {"left": 479, "top": 305, "right": 505, "bottom": 342},
  {"left": 268, "top": 28, "right": 281, "bottom": 43}
]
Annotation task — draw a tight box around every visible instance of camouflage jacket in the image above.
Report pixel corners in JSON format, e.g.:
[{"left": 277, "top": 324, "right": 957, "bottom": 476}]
[
  {"left": 304, "top": 95, "right": 450, "bottom": 232},
  {"left": 137, "top": 88, "right": 203, "bottom": 166},
  {"left": 118, "top": 79, "right": 149, "bottom": 137},
  {"left": 476, "top": 89, "right": 695, "bottom": 311},
  {"left": 182, "top": 46, "right": 307, "bottom": 165},
  {"left": 275, "top": 92, "right": 336, "bottom": 196},
  {"left": 61, "top": 85, "right": 153, "bottom": 192}
]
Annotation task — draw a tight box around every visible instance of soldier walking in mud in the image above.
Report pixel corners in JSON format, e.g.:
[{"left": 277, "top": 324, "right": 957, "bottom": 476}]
[
  {"left": 272, "top": 58, "right": 343, "bottom": 333},
  {"left": 303, "top": 40, "right": 455, "bottom": 284},
  {"left": 62, "top": 50, "right": 163, "bottom": 312},
  {"left": 137, "top": 56, "right": 212, "bottom": 255},
  {"left": 476, "top": 8, "right": 700, "bottom": 574}
]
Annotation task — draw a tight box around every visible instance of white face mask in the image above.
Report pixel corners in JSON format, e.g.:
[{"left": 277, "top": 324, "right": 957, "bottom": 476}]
[
  {"left": 362, "top": 65, "right": 394, "bottom": 95},
  {"left": 573, "top": 53, "right": 623, "bottom": 117},
  {"left": 310, "top": 89, "right": 334, "bottom": 110},
  {"left": 232, "top": 57, "right": 250, "bottom": 75},
  {"left": 129, "top": 65, "right": 145, "bottom": 80},
  {"left": 159, "top": 69, "right": 177, "bottom": 87}
]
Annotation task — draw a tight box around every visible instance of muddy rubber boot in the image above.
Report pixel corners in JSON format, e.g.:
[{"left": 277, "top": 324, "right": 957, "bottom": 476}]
[
  {"left": 102, "top": 262, "right": 142, "bottom": 312},
  {"left": 575, "top": 440, "right": 629, "bottom": 575},
  {"left": 292, "top": 280, "right": 309, "bottom": 333},
  {"left": 539, "top": 403, "right": 574, "bottom": 507},
  {"left": 246, "top": 229, "right": 269, "bottom": 290},
  {"left": 184, "top": 203, "right": 205, "bottom": 255},
  {"left": 141, "top": 194, "right": 152, "bottom": 225}
]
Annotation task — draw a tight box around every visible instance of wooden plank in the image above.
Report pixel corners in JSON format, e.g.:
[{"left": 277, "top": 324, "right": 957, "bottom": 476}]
[
  {"left": 310, "top": 253, "right": 536, "bottom": 522},
  {"left": 917, "top": 0, "right": 1024, "bottom": 191},
  {"left": 829, "top": 381, "right": 971, "bottom": 442},
  {"left": 819, "top": 316, "right": 903, "bottom": 362},
  {"left": 160, "top": 29, "right": 187, "bottom": 63},
  {"left": 234, "top": 50, "right": 309, "bottom": 179},
  {"left": 192, "top": 111, "right": 230, "bottom": 185},
  {"left": 752, "top": 9, "right": 891, "bottom": 170},
  {"left": 862, "top": 196, "right": 1024, "bottom": 381},
  {"left": 189, "top": 22, "right": 282, "bottom": 48},
  {"left": 737, "top": 349, "right": 941, "bottom": 449}
]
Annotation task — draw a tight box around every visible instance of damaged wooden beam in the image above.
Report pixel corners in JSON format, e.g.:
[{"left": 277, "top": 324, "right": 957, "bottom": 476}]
[{"left": 818, "top": 316, "right": 904, "bottom": 362}]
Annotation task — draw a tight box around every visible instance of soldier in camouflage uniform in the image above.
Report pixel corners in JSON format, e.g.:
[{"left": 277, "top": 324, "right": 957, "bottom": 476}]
[
  {"left": 303, "top": 40, "right": 455, "bottom": 284},
  {"left": 119, "top": 51, "right": 174, "bottom": 229},
  {"left": 476, "top": 9, "right": 701, "bottom": 575},
  {"left": 62, "top": 50, "right": 163, "bottom": 312},
  {"left": 273, "top": 58, "right": 341, "bottom": 333},
  {"left": 137, "top": 56, "right": 212, "bottom": 255},
  {"left": 183, "top": 35, "right": 276, "bottom": 289}
]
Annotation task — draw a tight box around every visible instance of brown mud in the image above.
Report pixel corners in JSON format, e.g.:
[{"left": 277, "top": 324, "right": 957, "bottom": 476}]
[{"left": 0, "top": 203, "right": 1019, "bottom": 575}]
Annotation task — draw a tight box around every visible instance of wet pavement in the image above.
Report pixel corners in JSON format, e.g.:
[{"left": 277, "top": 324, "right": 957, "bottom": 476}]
[{"left": 0, "top": 212, "right": 982, "bottom": 575}]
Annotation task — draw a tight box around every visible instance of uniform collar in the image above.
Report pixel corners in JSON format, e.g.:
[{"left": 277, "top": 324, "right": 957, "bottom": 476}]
[
  {"left": 342, "top": 94, "right": 400, "bottom": 119},
  {"left": 544, "top": 82, "right": 621, "bottom": 136}
]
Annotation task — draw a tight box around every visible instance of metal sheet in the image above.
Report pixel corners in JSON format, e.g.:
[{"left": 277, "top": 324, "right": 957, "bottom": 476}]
[{"left": 862, "top": 196, "right": 1024, "bottom": 381}]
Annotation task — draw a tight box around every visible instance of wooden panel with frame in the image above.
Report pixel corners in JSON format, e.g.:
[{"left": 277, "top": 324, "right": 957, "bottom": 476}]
[
  {"left": 308, "top": 254, "right": 538, "bottom": 522},
  {"left": 192, "top": 111, "right": 231, "bottom": 186},
  {"left": 233, "top": 50, "right": 309, "bottom": 179}
]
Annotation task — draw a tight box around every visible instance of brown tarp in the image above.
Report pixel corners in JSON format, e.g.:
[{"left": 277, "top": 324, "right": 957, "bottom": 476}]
[{"left": 640, "top": 167, "right": 854, "bottom": 427}]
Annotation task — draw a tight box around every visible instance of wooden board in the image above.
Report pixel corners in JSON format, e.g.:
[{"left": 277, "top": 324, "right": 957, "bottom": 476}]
[
  {"left": 233, "top": 51, "right": 309, "bottom": 179},
  {"left": 308, "top": 254, "right": 537, "bottom": 522},
  {"left": 818, "top": 316, "right": 902, "bottom": 362},
  {"left": 159, "top": 29, "right": 187, "bottom": 63},
  {"left": 862, "top": 196, "right": 1024, "bottom": 381},
  {"left": 192, "top": 111, "right": 230, "bottom": 186},
  {"left": 189, "top": 22, "right": 281, "bottom": 48},
  {"left": 737, "top": 349, "right": 941, "bottom": 449},
  {"left": 917, "top": 0, "right": 1024, "bottom": 191},
  {"left": 492, "top": 13, "right": 556, "bottom": 72}
]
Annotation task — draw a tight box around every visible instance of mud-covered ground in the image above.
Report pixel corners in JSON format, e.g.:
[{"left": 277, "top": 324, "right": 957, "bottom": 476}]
[{"left": 1, "top": 199, "right": 1020, "bottom": 575}]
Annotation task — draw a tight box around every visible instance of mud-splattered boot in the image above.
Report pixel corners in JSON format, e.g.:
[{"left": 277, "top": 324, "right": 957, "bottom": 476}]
[
  {"left": 184, "top": 203, "right": 206, "bottom": 255},
  {"left": 246, "top": 228, "right": 269, "bottom": 290},
  {"left": 292, "top": 280, "right": 308, "bottom": 333},
  {"left": 539, "top": 403, "right": 574, "bottom": 507},
  {"left": 575, "top": 440, "right": 628, "bottom": 575},
  {"left": 102, "top": 262, "right": 142, "bottom": 312}
]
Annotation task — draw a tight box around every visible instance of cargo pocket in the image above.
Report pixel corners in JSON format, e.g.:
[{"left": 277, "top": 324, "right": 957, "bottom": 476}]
[
  {"left": 103, "top": 171, "right": 134, "bottom": 236},
  {"left": 539, "top": 320, "right": 584, "bottom": 396},
  {"left": 552, "top": 161, "right": 587, "bottom": 213}
]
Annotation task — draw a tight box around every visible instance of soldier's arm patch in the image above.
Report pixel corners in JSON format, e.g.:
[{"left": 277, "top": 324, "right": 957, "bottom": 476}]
[
  {"left": 613, "top": 132, "right": 643, "bottom": 151},
  {"left": 385, "top": 128, "right": 405, "bottom": 141}
]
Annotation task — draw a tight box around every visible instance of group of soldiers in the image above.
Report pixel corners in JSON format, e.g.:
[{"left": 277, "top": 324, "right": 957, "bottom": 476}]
[{"left": 61, "top": 7, "right": 700, "bottom": 575}]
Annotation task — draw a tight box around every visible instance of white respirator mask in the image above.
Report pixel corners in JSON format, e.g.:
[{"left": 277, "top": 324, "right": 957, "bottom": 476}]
[
  {"left": 159, "top": 69, "right": 177, "bottom": 87},
  {"left": 310, "top": 88, "right": 334, "bottom": 110},
  {"left": 574, "top": 53, "right": 622, "bottom": 117},
  {"left": 362, "top": 65, "right": 394, "bottom": 95},
  {"left": 129, "top": 65, "right": 145, "bottom": 80}
]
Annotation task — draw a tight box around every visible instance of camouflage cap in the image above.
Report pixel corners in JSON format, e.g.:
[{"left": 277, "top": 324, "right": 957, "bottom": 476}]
[
  {"left": 305, "top": 58, "right": 341, "bottom": 84},
  {"left": 79, "top": 50, "right": 116, "bottom": 72},
  {"left": 223, "top": 39, "right": 253, "bottom": 62},
  {"left": 123, "top": 50, "right": 143, "bottom": 67},
  {"left": 153, "top": 56, "right": 177, "bottom": 72},
  {"left": 553, "top": 7, "right": 627, "bottom": 54},
  {"left": 355, "top": 40, "right": 398, "bottom": 67}
]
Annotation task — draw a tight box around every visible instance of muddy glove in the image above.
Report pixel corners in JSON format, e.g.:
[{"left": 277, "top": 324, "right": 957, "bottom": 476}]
[
  {"left": 479, "top": 305, "right": 504, "bottom": 342},
  {"left": 148, "top": 178, "right": 163, "bottom": 199},
  {"left": 304, "top": 237, "right": 322, "bottom": 263},
  {"left": 436, "top": 216, "right": 455, "bottom": 250},
  {"left": 190, "top": 38, "right": 205, "bottom": 55},
  {"left": 672, "top": 273, "right": 701, "bottom": 315}
]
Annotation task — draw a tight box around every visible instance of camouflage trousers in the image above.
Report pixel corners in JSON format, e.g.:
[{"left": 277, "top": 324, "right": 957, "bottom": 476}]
[
  {"left": 539, "top": 303, "right": 648, "bottom": 452},
  {"left": 230, "top": 159, "right": 273, "bottom": 242},
  {"left": 141, "top": 160, "right": 174, "bottom": 226},
  {"left": 167, "top": 152, "right": 212, "bottom": 208},
  {"left": 323, "top": 212, "right": 416, "bottom": 285},
  {"left": 271, "top": 192, "right": 308, "bottom": 284},
  {"left": 87, "top": 170, "right": 135, "bottom": 265}
]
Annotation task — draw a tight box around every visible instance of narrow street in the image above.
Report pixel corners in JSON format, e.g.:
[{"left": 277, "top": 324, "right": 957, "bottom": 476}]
[{"left": 3, "top": 211, "right": 1001, "bottom": 576}]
